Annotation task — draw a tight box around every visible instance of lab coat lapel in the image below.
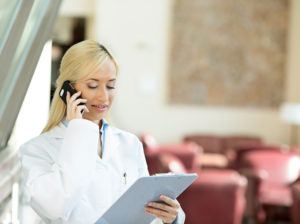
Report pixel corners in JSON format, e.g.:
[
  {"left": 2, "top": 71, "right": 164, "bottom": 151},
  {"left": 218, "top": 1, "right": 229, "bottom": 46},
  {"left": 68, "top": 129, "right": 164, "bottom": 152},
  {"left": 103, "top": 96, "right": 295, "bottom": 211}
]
[
  {"left": 103, "top": 126, "right": 120, "bottom": 161},
  {"left": 104, "top": 127, "right": 128, "bottom": 182},
  {"left": 46, "top": 122, "right": 123, "bottom": 166}
]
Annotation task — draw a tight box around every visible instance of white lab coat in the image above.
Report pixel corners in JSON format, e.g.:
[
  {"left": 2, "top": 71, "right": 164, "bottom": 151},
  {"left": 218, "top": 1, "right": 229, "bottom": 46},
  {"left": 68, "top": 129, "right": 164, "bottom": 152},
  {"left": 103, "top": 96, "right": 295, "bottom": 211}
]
[{"left": 19, "top": 119, "right": 185, "bottom": 224}]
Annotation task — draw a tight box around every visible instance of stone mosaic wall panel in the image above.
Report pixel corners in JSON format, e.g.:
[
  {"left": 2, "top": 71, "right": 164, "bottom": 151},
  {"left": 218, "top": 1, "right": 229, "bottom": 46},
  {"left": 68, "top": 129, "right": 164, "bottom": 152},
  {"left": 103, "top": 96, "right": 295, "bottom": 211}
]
[{"left": 169, "top": 0, "right": 289, "bottom": 108}]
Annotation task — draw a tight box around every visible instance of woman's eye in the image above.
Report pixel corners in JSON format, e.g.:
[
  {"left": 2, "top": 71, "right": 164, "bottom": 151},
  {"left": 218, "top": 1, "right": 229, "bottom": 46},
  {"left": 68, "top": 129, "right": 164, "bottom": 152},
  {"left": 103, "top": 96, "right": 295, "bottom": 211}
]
[
  {"left": 107, "top": 86, "right": 115, "bottom": 89},
  {"left": 88, "top": 86, "right": 98, "bottom": 89}
]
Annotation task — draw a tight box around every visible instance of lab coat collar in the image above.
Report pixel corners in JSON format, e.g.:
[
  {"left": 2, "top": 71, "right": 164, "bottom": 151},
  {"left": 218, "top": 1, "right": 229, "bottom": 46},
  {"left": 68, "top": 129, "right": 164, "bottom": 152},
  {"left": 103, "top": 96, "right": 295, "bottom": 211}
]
[
  {"left": 61, "top": 118, "right": 109, "bottom": 133},
  {"left": 46, "top": 119, "right": 122, "bottom": 139}
]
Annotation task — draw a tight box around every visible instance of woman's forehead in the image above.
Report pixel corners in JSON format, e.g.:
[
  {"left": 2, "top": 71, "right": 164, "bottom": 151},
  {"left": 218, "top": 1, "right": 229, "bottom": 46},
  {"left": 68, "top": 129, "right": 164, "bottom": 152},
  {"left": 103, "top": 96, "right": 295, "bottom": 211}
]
[{"left": 82, "top": 60, "right": 117, "bottom": 81}]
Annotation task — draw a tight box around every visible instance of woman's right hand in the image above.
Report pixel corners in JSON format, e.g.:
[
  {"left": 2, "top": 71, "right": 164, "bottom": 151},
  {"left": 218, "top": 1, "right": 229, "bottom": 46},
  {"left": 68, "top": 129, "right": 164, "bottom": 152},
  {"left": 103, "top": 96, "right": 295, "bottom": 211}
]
[{"left": 66, "top": 91, "right": 89, "bottom": 122}]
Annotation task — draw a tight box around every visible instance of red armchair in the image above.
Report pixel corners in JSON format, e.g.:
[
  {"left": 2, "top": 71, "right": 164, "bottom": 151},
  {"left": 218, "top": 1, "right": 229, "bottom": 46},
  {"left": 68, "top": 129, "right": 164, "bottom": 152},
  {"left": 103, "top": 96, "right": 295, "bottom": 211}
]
[
  {"left": 228, "top": 144, "right": 290, "bottom": 170},
  {"left": 145, "top": 143, "right": 201, "bottom": 175},
  {"left": 148, "top": 143, "right": 201, "bottom": 168},
  {"left": 184, "top": 135, "right": 224, "bottom": 154},
  {"left": 184, "top": 135, "right": 228, "bottom": 168},
  {"left": 158, "top": 153, "right": 247, "bottom": 224},
  {"left": 222, "top": 135, "right": 263, "bottom": 153},
  {"left": 140, "top": 133, "right": 202, "bottom": 174},
  {"left": 178, "top": 170, "right": 247, "bottom": 224},
  {"left": 184, "top": 134, "right": 262, "bottom": 169},
  {"left": 238, "top": 149, "right": 300, "bottom": 223},
  {"left": 158, "top": 153, "right": 188, "bottom": 174},
  {"left": 140, "top": 133, "right": 159, "bottom": 151},
  {"left": 184, "top": 134, "right": 262, "bottom": 155}
]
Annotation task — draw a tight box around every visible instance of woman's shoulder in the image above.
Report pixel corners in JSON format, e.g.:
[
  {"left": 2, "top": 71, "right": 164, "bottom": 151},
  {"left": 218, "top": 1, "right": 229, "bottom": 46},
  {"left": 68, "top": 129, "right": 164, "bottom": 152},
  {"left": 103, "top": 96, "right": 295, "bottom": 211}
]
[
  {"left": 19, "top": 125, "right": 62, "bottom": 158},
  {"left": 21, "top": 132, "right": 50, "bottom": 147},
  {"left": 19, "top": 132, "right": 52, "bottom": 152}
]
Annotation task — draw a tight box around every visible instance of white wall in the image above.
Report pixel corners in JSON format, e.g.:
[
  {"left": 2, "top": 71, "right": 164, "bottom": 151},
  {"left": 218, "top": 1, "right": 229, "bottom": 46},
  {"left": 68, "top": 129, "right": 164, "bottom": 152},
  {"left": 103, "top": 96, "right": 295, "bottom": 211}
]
[{"left": 92, "top": 0, "right": 300, "bottom": 144}]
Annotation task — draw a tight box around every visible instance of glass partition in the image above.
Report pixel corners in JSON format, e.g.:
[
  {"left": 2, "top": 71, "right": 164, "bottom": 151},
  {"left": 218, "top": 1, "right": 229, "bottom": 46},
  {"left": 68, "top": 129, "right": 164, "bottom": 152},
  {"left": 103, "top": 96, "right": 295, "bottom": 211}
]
[
  {"left": 0, "top": 0, "right": 62, "bottom": 216},
  {"left": 0, "top": 0, "right": 61, "bottom": 151},
  {"left": 0, "top": 0, "right": 49, "bottom": 113},
  {"left": 0, "top": 0, "right": 21, "bottom": 53}
]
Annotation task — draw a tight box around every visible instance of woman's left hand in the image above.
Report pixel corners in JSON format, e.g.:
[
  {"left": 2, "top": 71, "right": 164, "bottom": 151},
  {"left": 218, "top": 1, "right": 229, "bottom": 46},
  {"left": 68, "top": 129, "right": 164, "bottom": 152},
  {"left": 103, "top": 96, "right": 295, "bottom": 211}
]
[{"left": 145, "top": 195, "right": 180, "bottom": 224}]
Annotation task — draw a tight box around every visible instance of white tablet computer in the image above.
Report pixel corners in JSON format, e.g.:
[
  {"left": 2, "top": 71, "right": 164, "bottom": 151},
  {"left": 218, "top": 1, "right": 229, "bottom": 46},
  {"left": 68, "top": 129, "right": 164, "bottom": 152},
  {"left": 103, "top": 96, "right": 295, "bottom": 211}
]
[{"left": 96, "top": 173, "right": 198, "bottom": 224}]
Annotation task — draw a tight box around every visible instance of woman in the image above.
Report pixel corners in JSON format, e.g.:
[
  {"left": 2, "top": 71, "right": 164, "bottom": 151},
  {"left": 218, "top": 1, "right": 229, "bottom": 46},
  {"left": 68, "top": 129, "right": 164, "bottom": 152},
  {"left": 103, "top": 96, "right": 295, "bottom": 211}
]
[{"left": 19, "top": 40, "right": 185, "bottom": 224}]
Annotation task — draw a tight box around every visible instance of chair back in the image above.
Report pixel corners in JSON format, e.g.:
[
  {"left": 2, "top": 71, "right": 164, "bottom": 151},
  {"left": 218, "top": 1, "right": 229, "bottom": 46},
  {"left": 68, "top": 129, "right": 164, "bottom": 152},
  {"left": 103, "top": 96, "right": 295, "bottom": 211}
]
[
  {"left": 184, "top": 135, "right": 224, "bottom": 154},
  {"left": 158, "top": 153, "right": 187, "bottom": 173},
  {"left": 140, "top": 133, "right": 158, "bottom": 151},
  {"left": 241, "top": 150, "right": 300, "bottom": 186}
]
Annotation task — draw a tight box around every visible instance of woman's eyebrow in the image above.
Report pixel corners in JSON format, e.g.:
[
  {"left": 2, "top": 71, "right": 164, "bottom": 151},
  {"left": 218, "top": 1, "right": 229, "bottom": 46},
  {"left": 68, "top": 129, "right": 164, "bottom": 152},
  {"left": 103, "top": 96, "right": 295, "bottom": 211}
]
[{"left": 87, "top": 78, "right": 116, "bottom": 82}]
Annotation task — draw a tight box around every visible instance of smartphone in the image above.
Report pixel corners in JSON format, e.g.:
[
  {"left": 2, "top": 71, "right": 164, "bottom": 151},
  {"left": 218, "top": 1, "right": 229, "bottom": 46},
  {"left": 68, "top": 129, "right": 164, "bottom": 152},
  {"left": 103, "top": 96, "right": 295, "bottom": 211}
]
[{"left": 59, "top": 80, "right": 86, "bottom": 114}]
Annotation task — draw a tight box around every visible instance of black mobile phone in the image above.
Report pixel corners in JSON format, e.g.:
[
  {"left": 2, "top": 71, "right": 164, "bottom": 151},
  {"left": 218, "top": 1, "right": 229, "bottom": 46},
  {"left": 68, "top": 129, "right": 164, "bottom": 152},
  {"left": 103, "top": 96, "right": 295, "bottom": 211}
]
[{"left": 59, "top": 80, "right": 86, "bottom": 114}]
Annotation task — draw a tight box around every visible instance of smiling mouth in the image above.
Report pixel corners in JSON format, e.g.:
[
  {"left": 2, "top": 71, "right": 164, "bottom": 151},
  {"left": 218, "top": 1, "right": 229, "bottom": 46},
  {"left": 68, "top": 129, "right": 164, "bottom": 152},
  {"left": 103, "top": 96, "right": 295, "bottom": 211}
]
[
  {"left": 92, "top": 105, "right": 107, "bottom": 108},
  {"left": 91, "top": 105, "right": 108, "bottom": 112}
]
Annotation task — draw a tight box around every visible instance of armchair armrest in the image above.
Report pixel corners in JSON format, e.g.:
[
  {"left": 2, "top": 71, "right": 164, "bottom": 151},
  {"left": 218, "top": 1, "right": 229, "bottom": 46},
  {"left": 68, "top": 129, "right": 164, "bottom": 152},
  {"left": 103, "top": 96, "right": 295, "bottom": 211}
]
[
  {"left": 239, "top": 168, "right": 268, "bottom": 219},
  {"left": 239, "top": 168, "right": 268, "bottom": 180}
]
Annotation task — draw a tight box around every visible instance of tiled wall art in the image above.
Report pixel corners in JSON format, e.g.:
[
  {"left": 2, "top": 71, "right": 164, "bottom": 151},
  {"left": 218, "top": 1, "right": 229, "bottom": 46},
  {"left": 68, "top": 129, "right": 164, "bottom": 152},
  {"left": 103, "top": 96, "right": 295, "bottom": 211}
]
[{"left": 169, "top": 0, "right": 289, "bottom": 108}]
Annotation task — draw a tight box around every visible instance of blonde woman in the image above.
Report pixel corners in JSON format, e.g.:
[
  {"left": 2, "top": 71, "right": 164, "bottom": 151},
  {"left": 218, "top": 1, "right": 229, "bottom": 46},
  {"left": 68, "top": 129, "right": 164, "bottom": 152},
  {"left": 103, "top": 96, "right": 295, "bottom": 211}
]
[{"left": 19, "top": 40, "right": 185, "bottom": 224}]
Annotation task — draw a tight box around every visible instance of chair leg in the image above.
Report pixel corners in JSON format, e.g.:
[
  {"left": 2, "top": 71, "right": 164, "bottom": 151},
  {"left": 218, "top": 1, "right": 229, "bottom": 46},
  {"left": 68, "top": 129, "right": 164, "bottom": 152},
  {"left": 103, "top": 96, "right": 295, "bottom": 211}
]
[{"left": 242, "top": 217, "right": 257, "bottom": 224}]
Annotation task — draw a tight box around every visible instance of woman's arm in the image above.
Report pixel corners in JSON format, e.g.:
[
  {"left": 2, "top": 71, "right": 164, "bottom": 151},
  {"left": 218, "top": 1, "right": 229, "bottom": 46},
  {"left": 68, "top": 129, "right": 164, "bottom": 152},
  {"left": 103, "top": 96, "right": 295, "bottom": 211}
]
[{"left": 19, "top": 119, "right": 99, "bottom": 221}]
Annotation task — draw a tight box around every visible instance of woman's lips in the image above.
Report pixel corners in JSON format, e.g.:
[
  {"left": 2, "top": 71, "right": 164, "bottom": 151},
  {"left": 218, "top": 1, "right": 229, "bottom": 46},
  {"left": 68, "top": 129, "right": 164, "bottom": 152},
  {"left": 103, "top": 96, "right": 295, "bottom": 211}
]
[{"left": 91, "top": 105, "right": 108, "bottom": 112}]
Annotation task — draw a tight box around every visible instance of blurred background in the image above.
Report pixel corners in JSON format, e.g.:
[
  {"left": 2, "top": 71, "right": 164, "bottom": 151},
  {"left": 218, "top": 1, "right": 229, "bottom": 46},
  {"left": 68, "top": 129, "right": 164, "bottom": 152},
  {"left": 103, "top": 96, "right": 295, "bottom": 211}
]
[{"left": 1, "top": 0, "right": 300, "bottom": 223}]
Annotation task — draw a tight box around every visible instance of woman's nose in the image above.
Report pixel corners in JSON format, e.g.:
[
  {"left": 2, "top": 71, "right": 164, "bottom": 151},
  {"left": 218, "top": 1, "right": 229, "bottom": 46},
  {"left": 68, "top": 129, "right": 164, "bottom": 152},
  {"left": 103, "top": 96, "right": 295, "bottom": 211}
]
[{"left": 97, "top": 86, "right": 108, "bottom": 102}]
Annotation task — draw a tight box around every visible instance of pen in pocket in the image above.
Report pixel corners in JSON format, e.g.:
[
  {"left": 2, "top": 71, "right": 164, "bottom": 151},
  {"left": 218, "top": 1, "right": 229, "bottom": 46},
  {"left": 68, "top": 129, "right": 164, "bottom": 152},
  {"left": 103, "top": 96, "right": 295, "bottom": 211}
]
[{"left": 123, "top": 172, "right": 127, "bottom": 185}]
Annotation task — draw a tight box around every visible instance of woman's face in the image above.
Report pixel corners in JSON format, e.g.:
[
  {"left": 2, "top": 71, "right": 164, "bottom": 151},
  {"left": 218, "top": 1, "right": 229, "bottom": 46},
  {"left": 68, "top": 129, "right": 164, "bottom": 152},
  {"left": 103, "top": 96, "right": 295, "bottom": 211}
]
[{"left": 73, "top": 59, "right": 117, "bottom": 125}]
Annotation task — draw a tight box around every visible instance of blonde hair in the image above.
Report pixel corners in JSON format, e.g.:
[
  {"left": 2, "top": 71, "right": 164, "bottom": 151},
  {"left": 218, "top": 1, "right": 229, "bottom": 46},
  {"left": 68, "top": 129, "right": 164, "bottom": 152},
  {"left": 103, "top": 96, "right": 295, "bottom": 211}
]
[{"left": 42, "top": 40, "right": 118, "bottom": 133}]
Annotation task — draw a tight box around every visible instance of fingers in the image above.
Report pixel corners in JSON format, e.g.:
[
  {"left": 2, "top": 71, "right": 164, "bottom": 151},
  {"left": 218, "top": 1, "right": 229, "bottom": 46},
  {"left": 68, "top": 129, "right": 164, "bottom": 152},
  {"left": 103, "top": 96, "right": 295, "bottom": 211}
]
[
  {"left": 145, "top": 196, "right": 181, "bottom": 224},
  {"left": 67, "top": 91, "right": 87, "bottom": 109},
  {"left": 159, "top": 195, "right": 180, "bottom": 209},
  {"left": 66, "top": 91, "right": 89, "bottom": 121},
  {"left": 66, "top": 91, "right": 70, "bottom": 103},
  {"left": 74, "top": 98, "right": 87, "bottom": 105},
  {"left": 66, "top": 91, "right": 81, "bottom": 104},
  {"left": 147, "top": 201, "right": 178, "bottom": 216},
  {"left": 76, "top": 105, "right": 89, "bottom": 114},
  {"left": 145, "top": 207, "right": 176, "bottom": 223},
  {"left": 70, "top": 90, "right": 82, "bottom": 102}
]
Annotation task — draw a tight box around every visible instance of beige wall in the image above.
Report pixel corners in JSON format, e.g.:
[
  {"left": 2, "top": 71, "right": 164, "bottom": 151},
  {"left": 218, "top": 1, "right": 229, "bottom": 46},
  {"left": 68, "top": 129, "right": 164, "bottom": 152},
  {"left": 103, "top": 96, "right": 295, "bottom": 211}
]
[
  {"left": 285, "top": 0, "right": 300, "bottom": 102},
  {"left": 59, "top": 0, "right": 94, "bottom": 16},
  {"left": 93, "top": 0, "right": 299, "bottom": 144}
]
